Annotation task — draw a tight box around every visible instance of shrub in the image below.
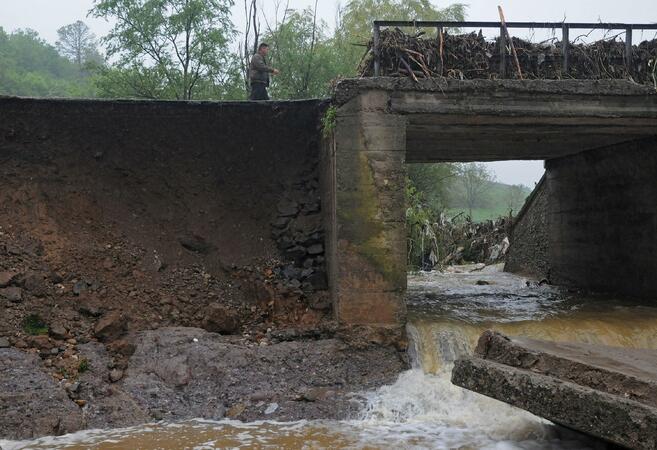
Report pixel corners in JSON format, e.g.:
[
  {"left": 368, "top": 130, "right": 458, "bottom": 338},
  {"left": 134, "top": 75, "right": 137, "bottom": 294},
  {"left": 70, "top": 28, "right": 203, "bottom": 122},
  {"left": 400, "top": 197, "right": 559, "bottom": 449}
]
[{"left": 22, "top": 314, "right": 48, "bottom": 335}]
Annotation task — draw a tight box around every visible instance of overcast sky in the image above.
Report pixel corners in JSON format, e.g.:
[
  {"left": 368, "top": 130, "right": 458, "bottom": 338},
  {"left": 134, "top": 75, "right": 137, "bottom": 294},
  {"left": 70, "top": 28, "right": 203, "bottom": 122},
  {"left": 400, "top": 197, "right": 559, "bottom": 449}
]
[{"left": 1, "top": 0, "right": 655, "bottom": 187}]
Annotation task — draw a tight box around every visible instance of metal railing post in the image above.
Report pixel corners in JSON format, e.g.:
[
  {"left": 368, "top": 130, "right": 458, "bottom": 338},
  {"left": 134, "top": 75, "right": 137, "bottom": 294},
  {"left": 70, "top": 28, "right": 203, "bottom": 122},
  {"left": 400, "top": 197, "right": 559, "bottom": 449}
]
[
  {"left": 625, "top": 27, "right": 633, "bottom": 72},
  {"left": 562, "top": 24, "right": 570, "bottom": 74},
  {"left": 373, "top": 23, "right": 381, "bottom": 77}
]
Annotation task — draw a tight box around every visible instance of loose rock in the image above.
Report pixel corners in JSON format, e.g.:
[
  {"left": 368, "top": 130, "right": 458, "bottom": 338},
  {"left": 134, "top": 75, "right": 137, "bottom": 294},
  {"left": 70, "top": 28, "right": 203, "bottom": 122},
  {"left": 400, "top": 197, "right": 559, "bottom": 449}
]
[
  {"left": 307, "top": 244, "right": 324, "bottom": 255},
  {"left": 20, "top": 272, "right": 48, "bottom": 297},
  {"left": 72, "top": 280, "right": 88, "bottom": 296},
  {"left": 48, "top": 323, "right": 69, "bottom": 340},
  {"left": 0, "top": 286, "right": 22, "bottom": 302},
  {"left": 178, "top": 234, "right": 213, "bottom": 254},
  {"left": 202, "top": 304, "right": 241, "bottom": 335},
  {"left": 94, "top": 311, "right": 127, "bottom": 342},
  {"left": 277, "top": 200, "right": 299, "bottom": 217},
  {"left": 0, "top": 271, "right": 17, "bottom": 288},
  {"left": 109, "top": 368, "right": 124, "bottom": 382}
]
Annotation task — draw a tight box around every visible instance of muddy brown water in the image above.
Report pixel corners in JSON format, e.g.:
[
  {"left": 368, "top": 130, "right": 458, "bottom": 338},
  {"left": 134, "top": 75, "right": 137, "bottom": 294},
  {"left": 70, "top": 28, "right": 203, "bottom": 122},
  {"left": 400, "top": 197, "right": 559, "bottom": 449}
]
[{"left": 4, "top": 264, "right": 657, "bottom": 449}]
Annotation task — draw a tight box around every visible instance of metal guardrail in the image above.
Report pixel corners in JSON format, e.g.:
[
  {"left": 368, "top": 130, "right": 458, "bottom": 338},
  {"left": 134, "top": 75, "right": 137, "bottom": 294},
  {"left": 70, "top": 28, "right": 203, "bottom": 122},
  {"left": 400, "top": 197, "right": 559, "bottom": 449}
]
[{"left": 372, "top": 20, "right": 657, "bottom": 77}]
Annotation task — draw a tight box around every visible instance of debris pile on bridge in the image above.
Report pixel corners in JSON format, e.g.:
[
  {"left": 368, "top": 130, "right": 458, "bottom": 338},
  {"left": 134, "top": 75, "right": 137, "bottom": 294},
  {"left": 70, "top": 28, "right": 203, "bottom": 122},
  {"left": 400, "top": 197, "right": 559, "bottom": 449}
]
[{"left": 359, "top": 28, "right": 657, "bottom": 84}]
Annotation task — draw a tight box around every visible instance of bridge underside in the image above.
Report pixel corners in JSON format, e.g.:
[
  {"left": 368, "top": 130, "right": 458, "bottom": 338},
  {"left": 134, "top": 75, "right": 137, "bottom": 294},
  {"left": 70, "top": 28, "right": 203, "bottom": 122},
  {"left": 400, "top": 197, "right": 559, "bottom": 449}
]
[{"left": 324, "top": 79, "right": 657, "bottom": 337}]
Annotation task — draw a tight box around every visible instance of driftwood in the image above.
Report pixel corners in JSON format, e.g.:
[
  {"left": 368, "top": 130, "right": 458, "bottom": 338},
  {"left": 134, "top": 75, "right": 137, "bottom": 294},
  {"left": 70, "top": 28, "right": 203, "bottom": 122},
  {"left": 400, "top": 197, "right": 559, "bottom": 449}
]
[
  {"left": 498, "top": 6, "right": 523, "bottom": 80},
  {"left": 359, "top": 27, "right": 657, "bottom": 84}
]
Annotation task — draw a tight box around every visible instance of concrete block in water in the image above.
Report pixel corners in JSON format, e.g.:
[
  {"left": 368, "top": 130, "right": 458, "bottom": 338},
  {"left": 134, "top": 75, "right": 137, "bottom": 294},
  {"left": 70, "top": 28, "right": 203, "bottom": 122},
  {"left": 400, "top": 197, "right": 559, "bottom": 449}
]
[{"left": 451, "top": 331, "right": 657, "bottom": 450}]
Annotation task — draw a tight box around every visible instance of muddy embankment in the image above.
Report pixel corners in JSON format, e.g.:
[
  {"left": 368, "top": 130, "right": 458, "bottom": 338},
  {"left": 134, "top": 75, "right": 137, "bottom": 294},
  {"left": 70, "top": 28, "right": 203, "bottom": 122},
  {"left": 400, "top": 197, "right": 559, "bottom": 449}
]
[{"left": 0, "top": 97, "right": 407, "bottom": 440}]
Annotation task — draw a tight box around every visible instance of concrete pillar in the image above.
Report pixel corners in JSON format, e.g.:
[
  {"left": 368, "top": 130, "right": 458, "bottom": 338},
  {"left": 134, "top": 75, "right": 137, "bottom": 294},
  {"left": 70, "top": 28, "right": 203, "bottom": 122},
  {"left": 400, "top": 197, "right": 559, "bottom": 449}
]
[{"left": 324, "top": 91, "right": 408, "bottom": 341}]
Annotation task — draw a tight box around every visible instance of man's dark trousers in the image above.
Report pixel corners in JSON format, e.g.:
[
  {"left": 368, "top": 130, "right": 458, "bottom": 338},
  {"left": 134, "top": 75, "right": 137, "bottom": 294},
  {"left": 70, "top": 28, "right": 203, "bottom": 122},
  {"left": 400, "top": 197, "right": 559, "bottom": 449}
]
[{"left": 250, "top": 83, "right": 269, "bottom": 100}]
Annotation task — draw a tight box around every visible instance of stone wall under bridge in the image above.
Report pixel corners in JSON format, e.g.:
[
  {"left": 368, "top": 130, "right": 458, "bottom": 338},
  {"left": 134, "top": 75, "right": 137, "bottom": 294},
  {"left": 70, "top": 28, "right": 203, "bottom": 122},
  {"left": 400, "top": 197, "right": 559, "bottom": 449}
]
[{"left": 323, "top": 78, "right": 657, "bottom": 338}]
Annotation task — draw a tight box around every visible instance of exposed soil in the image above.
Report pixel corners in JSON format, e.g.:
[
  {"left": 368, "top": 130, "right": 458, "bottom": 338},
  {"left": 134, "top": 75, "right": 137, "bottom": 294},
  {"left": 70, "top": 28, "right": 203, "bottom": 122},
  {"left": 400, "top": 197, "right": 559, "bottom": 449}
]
[
  {"left": 0, "top": 98, "right": 407, "bottom": 441},
  {"left": 0, "top": 98, "right": 329, "bottom": 360}
]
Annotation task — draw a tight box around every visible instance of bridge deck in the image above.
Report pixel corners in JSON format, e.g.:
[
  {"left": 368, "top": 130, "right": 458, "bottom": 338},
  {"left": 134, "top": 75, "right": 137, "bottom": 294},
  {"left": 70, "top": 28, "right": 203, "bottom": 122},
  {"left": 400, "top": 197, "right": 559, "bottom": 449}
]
[{"left": 334, "top": 78, "right": 657, "bottom": 162}]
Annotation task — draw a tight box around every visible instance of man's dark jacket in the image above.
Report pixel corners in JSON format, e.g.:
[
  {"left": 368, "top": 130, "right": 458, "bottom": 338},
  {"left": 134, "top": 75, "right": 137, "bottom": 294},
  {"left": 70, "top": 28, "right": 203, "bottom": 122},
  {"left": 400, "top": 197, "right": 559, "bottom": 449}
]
[{"left": 249, "top": 53, "right": 274, "bottom": 86}]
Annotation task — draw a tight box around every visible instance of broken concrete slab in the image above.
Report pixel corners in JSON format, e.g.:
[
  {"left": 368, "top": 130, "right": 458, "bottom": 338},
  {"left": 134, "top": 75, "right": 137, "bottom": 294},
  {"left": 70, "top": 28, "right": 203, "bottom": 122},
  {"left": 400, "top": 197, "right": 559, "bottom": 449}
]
[{"left": 452, "top": 331, "right": 657, "bottom": 450}]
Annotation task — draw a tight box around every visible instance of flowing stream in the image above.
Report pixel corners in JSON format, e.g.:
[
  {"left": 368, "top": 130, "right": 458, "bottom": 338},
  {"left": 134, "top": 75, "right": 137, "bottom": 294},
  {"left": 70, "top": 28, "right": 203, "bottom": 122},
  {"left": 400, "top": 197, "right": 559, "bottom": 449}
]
[{"left": 4, "top": 264, "right": 657, "bottom": 449}]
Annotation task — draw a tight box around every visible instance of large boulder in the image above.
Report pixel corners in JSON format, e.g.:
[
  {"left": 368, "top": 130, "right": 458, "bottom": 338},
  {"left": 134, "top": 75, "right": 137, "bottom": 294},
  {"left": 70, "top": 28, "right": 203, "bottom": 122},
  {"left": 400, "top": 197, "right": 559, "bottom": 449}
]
[
  {"left": 0, "top": 348, "right": 83, "bottom": 440},
  {"left": 118, "top": 327, "right": 406, "bottom": 424},
  {"left": 0, "top": 327, "right": 407, "bottom": 439}
]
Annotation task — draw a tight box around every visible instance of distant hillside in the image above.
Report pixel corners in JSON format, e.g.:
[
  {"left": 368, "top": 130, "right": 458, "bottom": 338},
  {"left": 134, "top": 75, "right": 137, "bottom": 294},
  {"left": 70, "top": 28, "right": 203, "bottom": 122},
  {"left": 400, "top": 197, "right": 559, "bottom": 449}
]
[
  {"left": 446, "top": 179, "right": 534, "bottom": 222},
  {"left": 0, "top": 27, "right": 96, "bottom": 97}
]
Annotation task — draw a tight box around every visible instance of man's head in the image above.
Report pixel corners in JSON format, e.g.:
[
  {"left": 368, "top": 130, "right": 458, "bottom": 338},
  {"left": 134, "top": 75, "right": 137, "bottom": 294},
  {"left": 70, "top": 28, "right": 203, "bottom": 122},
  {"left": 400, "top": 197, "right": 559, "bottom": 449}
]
[{"left": 258, "top": 43, "right": 269, "bottom": 56}]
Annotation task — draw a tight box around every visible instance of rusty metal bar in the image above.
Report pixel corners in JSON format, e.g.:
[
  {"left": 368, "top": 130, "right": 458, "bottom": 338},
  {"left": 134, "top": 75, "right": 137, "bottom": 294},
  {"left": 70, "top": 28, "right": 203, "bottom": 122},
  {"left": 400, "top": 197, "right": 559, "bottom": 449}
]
[
  {"left": 562, "top": 24, "right": 570, "bottom": 74},
  {"left": 373, "top": 20, "right": 657, "bottom": 30}
]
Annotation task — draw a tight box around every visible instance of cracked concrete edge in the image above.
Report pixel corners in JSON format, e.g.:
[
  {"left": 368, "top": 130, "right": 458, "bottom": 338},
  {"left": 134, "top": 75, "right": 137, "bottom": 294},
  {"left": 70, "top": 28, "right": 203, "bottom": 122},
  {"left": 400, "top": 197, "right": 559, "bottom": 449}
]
[
  {"left": 452, "top": 357, "right": 657, "bottom": 450},
  {"left": 332, "top": 77, "right": 657, "bottom": 106}
]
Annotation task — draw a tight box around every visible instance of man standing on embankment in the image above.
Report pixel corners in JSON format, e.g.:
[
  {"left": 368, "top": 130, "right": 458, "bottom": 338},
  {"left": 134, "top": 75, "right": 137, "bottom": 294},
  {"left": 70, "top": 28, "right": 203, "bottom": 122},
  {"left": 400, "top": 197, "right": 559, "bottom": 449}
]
[{"left": 249, "top": 43, "right": 279, "bottom": 100}]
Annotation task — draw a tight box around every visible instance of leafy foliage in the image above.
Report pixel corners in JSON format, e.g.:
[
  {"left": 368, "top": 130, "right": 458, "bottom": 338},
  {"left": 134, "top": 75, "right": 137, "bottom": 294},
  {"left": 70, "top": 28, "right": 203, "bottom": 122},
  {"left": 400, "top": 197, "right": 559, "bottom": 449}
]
[
  {"left": 91, "top": 0, "right": 236, "bottom": 100},
  {"left": 0, "top": 27, "right": 97, "bottom": 97},
  {"left": 262, "top": 7, "right": 341, "bottom": 99},
  {"left": 407, "top": 163, "right": 456, "bottom": 213},
  {"left": 78, "top": 359, "right": 90, "bottom": 373},
  {"left": 321, "top": 105, "right": 337, "bottom": 138},
  {"left": 406, "top": 180, "right": 439, "bottom": 269}
]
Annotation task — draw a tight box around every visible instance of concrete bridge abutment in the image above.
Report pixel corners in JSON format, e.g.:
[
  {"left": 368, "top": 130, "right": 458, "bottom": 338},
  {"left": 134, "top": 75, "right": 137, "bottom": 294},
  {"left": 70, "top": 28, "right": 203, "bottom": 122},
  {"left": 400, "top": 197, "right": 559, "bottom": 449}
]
[
  {"left": 324, "top": 78, "right": 657, "bottom": 337},
  {"left": 323, "top": 91, "right": 408, "bottom": 342}
]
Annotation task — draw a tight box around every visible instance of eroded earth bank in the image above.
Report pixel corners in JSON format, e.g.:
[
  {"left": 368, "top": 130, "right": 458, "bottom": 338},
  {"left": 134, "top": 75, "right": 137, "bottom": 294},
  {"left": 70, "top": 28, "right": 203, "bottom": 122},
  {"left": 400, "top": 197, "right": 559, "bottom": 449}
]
[{"left": 0, "top": 97, "right": 407, "bottom": 440}]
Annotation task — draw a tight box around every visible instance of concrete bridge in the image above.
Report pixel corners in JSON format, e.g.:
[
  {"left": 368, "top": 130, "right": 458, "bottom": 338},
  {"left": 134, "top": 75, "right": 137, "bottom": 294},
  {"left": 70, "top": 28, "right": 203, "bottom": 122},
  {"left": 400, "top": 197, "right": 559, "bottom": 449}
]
[
  {"left": 323, "top": 78, "right": 657, "bottom": 338},
  {"left": 2, "top": 79, "right": 657, "bottom": 341}
]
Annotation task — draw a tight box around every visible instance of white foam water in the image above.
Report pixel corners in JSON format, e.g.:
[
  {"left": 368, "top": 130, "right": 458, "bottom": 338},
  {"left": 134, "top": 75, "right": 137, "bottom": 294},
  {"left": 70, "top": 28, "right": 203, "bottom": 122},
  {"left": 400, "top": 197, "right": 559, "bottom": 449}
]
[{"left": 0, "top": 367, "right": 594, "bottom": 450}]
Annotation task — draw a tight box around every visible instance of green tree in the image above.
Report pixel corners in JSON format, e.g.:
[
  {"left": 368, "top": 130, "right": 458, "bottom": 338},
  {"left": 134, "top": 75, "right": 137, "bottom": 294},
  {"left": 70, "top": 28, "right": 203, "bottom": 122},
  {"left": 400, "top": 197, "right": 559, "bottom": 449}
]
[
  {"left": 407, "top": 163, "right": 457, "bottom": 213},
  {"left": 262, "top": 5, "right": 343, "bottom": 98},
  {"left": 56, "top": 21, "right": 102, "bottom": 70},
  {"left": 456, "top": 162, "right": 495, "bottom": 218},
  {"left": 0, "top": 27, "right": 96, "bottom": 97},
  {"left": 91, "top": 0, "right": 236, "bottom": 100}
]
